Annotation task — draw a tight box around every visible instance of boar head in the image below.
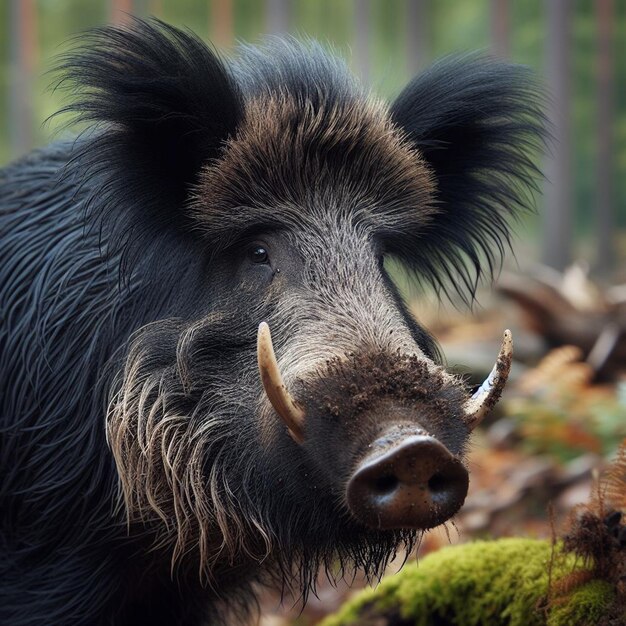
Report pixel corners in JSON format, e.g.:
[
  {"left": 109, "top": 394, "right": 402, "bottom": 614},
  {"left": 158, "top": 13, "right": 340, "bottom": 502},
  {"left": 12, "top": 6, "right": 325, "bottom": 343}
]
[{"left": 59, "top": 18, "right": 544, "bottom": 599}]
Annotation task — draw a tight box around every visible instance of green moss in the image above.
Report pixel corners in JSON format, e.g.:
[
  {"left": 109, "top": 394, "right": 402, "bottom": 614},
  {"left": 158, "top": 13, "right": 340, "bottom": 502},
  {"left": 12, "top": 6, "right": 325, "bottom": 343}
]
[
  {"left": 321, "top": 538, "right": 616, "bottom": 626},
  {"left": 548, "top": 580, "right": 617, "bottom": 626}
]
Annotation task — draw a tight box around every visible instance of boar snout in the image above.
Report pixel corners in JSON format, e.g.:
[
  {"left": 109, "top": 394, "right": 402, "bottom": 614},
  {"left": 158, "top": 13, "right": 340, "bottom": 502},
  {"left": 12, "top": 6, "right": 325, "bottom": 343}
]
[
  {"left": 256, "top": 322, "right": 513, "bottom": 531},
  {"left": 347, "top": 431, "right": 468, "bottom": 530}
]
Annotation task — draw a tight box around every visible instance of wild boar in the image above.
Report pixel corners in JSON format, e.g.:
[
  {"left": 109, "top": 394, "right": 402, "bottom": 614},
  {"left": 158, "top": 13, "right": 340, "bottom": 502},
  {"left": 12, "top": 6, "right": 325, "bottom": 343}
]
[{"left": 0, "top": 18, "right": 544, "bottom": 626}]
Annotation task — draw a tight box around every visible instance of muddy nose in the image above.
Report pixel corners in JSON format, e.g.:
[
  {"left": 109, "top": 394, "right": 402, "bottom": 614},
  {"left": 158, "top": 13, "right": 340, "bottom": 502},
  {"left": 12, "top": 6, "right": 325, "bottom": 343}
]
[{"left": 347, "top": 435, "right": 469, "bottom": 530}]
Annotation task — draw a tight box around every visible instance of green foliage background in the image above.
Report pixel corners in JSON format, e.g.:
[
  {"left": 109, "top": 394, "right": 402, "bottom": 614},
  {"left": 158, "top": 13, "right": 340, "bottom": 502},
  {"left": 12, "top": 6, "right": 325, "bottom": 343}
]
[{"left": 1, "top": 1, "right": 624, "bottom": 241}]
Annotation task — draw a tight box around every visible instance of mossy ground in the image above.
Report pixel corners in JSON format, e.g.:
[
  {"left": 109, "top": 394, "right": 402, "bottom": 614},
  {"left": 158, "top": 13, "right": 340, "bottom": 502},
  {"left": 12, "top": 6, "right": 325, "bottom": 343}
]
[{"left": 321, "top": 538, "right": 618, "bottom": 626}]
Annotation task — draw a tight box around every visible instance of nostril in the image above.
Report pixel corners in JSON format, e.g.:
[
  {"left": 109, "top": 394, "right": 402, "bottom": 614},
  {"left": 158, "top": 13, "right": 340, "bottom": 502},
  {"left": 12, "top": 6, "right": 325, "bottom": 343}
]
[
  {"left": 372, "top": 474, "right": 399, "bottom": 495},
  {"left": 427, "top": 472, "right": 447, "bottom": 493}
]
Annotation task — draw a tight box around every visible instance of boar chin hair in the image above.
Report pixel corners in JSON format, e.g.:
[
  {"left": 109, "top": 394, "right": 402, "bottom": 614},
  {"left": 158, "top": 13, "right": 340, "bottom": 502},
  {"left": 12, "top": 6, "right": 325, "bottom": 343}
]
[
  {"left": 107, "top": 315, "right": 417, "bottom": 598},
  {"left": 107, "top": 315, "right": 268, "bottom": 580}
]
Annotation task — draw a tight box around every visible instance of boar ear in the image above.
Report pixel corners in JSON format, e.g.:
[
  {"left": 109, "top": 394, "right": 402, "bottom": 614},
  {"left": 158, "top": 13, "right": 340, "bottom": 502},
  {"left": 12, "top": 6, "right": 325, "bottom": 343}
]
[
  {"left": 55, "top": 17, "right": 242, "bottom": 249},
  {"left": 390, "top": 55, "right": 548, "bottom": 300}
]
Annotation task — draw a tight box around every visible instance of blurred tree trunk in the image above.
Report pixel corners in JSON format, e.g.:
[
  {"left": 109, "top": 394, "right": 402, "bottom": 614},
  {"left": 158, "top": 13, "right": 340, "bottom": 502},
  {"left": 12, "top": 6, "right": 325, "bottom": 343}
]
[
  {"left": 211, "top": 0, "right": 234, "bottom": 49},
  {"left": 595, "top": 0, "right": 615, "bottom": 277},
  {"left": 406, "top": 0, "right": 429, "bottom": 75},
  {"left": 9, "top": 0, "right": 37, "bottom": 159},
  {"left": 149, "top": 0, "right": 163, "bottom": 16},
  {"left": 132, "top": 0, "right": 148, "bottom": 16},
  {"left": 110, "top": 0, "right": 133, "bottom": 24},
  {"left": 266, "top": 0, "right": 289, "bottom": 34},
  {"left": 542, "top": 0, "right": 572, "bottom": 271},
  {"left": 354, "top": 0, "right": 370, "bottom": 84},
  {"left": 118, "top": 0, "right": 162, "bottom": 18},
  {"left": 491, "top": 0, "right": 509, "bottom": 58}
]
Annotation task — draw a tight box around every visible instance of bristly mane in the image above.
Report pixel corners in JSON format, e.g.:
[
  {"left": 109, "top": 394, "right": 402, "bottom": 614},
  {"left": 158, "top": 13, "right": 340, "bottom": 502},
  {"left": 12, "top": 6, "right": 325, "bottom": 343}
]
[{"left": 52, "top": 17, "right": 547, "bottom": 301}]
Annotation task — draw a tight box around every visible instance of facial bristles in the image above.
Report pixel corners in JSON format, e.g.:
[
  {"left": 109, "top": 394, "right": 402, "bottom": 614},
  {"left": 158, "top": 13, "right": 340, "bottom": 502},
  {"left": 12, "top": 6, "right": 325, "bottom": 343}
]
[
  {"left": 257, "top": 322, "right": 306, "bottom": 443},
  {"left": 464, "top": 329, "right": 513, "bottom": 431}
]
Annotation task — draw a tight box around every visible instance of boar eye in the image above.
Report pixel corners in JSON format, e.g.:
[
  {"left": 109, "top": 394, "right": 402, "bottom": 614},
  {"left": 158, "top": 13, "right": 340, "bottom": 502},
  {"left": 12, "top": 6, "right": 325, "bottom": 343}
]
[{"left": 248, "top": 245, "right": 269, "bottom": 265}]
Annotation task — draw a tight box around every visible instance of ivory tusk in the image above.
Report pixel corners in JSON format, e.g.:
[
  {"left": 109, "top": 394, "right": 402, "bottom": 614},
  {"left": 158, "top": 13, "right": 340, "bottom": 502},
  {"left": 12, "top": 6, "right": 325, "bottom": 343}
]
[
  {"left": 257, "top": 322, "right": 305, "bottom": 443},
  {"left": 464, "top": 330, "right": 513, "bottom": 431}
]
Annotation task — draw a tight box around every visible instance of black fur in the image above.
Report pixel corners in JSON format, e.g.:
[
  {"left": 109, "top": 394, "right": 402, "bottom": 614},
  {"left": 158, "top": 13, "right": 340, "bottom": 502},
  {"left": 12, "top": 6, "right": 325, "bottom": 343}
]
[
  {"left": 1, "top": 18, "right": 546, "bottom": 626},
  {"left": 53, "top": 20, "right": 243, "bottom": 274},
  {"left": 0, "top": 143, "right": 219, "bottom": 625},
  {"left": 390, "top": 54, "right": 548, "bottom": 300}
]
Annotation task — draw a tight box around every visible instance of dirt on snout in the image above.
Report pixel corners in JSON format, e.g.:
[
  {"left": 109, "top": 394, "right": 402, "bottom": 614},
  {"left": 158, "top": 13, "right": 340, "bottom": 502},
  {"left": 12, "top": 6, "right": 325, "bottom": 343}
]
[{"left": 301, "top": 350, "right": 470, "bottom": 450}]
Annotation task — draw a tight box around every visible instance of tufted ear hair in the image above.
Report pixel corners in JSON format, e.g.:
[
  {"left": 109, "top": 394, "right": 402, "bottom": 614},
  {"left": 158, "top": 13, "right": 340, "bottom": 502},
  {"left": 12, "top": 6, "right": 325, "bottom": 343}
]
[
  {"left": 390, "top": 55, "right": 548, "bottom": 301},
  {"left": 54, "top": 17, "right": 243, "bottom": 262}
]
